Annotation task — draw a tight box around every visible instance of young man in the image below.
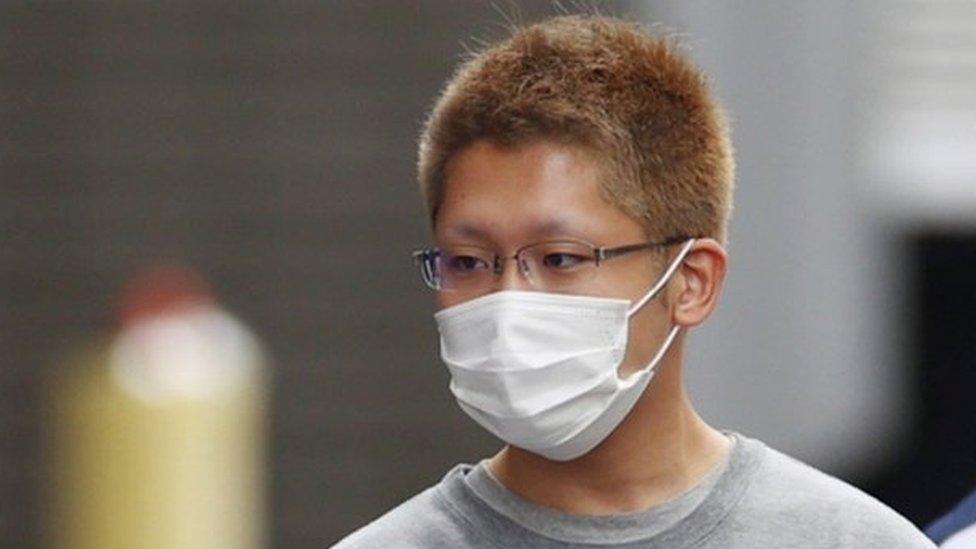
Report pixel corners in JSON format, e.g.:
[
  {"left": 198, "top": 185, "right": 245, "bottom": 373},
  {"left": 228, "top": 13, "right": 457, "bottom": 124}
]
[{"left": 335, "top": 15, "right": 934, "bottom": 548}]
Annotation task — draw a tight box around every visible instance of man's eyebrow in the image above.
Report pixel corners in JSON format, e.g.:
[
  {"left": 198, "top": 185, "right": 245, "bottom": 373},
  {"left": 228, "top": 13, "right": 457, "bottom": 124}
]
[
  {"left": 441, "top": 219, "right": 586, "bottom": 240},
  {"left": 442, "top": 223, "right": 489, "bottom": 239},
  {"left": 529, "top": 219, "right": 579, "bottom": 237}
]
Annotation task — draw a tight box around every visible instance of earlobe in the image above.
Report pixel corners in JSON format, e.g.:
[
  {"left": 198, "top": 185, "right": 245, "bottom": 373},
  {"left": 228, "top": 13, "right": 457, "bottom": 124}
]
[{"left": 672, "top": 239, "right": 727, "bottom": 328}]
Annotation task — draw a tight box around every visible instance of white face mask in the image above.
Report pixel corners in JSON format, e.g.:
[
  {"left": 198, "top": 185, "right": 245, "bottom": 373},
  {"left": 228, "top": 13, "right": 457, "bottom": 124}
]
[{"left": 434, "top": 238, "right": 695, "bottom": 461}]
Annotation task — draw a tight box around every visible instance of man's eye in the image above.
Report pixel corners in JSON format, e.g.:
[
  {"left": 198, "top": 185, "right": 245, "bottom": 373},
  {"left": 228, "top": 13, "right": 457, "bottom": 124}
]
[
  {"left": 446, "top": 255, "right": 489, "bottom": 272},
  {"left": 541, "top": 253, "right": 587, "bottom": 269}
]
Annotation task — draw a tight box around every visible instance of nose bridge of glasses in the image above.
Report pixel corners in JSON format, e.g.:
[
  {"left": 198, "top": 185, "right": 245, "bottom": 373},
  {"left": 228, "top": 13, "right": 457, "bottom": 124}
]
[{"left": 492, "top": 251, "right": 533, "bottom": 290}]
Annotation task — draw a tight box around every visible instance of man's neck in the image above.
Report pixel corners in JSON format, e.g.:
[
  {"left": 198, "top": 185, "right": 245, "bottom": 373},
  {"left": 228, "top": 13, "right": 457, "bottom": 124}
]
[{"left": 485, "top": 364, "right": 729, "bottom": 516}]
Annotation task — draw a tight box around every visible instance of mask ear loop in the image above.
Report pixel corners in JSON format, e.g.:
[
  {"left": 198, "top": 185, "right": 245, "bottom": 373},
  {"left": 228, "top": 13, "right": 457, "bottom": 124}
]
[
  {"left": 627, "top": 238, "right": 697, "bottom": 317},
  {"left": 620, "top": 238, "right": 696, "bottom": 381}
]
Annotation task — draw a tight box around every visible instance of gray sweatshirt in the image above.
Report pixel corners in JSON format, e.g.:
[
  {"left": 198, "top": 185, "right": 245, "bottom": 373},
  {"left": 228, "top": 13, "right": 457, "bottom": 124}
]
[{"left": 333, "top": 433, "right": 934, "bottom": 548}]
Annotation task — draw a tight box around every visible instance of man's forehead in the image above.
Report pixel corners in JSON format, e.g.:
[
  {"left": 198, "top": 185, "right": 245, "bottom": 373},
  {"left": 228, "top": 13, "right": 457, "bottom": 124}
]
[{"left": 435, "top": 139, "right": 648, "bottom": 245}]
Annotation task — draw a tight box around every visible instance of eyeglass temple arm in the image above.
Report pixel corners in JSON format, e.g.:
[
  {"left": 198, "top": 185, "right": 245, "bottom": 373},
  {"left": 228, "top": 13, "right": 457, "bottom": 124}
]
[
  {"left": 412, "top": 249, "right": 439, "bottom": 289},
  {"left": 596, "top": 235, "right": 691, "bottom": 262},
  {"left": 626, "top": 238, "right": 697, "bottom": 315}
]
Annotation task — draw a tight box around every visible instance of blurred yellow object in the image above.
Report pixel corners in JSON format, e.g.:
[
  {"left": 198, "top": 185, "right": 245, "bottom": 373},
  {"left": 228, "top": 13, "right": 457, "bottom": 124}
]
[{"left": 45, "top": 267, "right": 268, "bottom": 549}]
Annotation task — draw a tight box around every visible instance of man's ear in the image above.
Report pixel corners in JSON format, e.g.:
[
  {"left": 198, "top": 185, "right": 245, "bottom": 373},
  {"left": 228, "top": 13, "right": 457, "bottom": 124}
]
[{"left": 671, "top": 238, "right": 727, "bottom": 328}]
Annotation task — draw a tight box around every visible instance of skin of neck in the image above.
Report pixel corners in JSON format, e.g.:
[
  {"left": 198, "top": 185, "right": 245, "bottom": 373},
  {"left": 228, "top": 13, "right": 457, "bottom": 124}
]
[{"left": 486, "top": 334, "right": 730, "bottom": 516}]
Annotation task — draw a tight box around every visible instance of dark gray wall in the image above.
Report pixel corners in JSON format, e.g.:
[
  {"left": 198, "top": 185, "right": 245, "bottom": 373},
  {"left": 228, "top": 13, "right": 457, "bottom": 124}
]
[{"left": 1, "top": 2, "right": 646, "bottom": 547}]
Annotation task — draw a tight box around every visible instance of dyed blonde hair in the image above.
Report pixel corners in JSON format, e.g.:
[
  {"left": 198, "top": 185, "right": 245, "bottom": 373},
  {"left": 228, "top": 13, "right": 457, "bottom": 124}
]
[{"left": 418, "top": 15, "right": 735, "bottom": 243}]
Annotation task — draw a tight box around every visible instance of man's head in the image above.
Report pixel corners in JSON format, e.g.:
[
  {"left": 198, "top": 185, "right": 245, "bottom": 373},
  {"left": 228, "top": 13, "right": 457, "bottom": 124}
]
[
  {"left": 417, "top": 15, "right": 734, "bottom": 386},
  {"left": 418, "top": 15, "right": 734, "bottom": 244}
]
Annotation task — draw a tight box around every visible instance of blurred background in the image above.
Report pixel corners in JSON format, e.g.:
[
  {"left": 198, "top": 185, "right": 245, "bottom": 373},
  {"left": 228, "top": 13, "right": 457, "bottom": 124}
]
[{"left": 2, "top": 1, "right": 974, "bottom": 547}]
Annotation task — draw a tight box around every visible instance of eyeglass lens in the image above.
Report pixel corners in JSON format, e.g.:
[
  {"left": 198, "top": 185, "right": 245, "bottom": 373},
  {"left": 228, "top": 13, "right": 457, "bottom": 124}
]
[{"left": 433, "top": 240, "right": 598, "bottom": 292}]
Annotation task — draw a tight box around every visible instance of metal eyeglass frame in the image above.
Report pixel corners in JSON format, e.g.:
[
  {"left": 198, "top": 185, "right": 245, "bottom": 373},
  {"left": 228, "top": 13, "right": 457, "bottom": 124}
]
[{"left": 411, "top": 235, "right": 692, "bottom": 291}]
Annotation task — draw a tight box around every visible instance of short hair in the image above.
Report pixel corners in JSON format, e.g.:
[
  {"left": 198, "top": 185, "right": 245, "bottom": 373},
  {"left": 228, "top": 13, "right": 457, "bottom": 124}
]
[{"left": 417, "top": 15, "right": 735, "bottom": 243}]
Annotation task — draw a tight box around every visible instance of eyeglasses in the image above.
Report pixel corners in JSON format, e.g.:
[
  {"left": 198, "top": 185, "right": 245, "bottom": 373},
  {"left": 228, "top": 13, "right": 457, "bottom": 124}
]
[{"left": 412, "top": 235, "right": 689, "bottom": 293}]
